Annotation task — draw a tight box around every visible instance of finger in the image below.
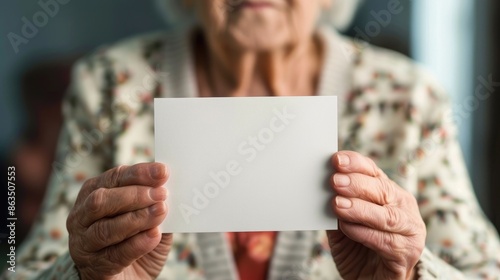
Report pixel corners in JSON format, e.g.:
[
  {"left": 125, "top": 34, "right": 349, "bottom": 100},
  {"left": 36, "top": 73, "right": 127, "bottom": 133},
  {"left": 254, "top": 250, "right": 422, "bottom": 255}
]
[
  {"left": 85, "top": 202, "right": 167, "bottom": 252},
  {"left": 76, "top": 163, "right": 168, "bottom": 206},
  {"left": 332, "top": 151, "right": 387, "bottom": 178},
  {"left": 331, "top": 173, "right": 399, "bottom": 205},
  {"left": 333, "top": 196, "right": 414, "bottom": 234},
  {"left": 76, "top": 185, "right": 167, "bottom": 227},
  {"left": 102, "top": 227, "right": 163, "bottom": 270}
]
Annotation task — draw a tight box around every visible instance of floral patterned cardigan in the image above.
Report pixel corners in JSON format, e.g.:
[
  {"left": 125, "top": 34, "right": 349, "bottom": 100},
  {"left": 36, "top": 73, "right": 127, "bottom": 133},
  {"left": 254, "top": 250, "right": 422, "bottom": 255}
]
[{"left": 6, "top": 26, "right": 500, "bottom": 279}]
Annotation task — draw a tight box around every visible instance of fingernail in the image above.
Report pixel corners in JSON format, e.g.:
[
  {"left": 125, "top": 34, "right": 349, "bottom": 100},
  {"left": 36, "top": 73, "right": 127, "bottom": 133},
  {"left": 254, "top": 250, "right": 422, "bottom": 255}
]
[
  {"left": 150, "top": 164, "right": 164, "bottom": 179},
  {"left": 149, "top": 187, "right": 167, "bottom": 201},
  {"left": 149, "top": 203, "right": 164, "bottom": 215},
  {"left": 336, "top": 196, "right": 352, "bottom": 209},
  {"left": 334, "top": 174, "right": 351, "bottom": 187},
  {"left": 337, "top": 154, "right": 350, "bottom": 167}
]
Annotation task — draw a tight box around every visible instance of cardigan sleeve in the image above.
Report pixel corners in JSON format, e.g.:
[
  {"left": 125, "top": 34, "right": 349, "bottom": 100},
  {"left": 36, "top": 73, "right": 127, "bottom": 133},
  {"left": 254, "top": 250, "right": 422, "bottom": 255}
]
[
  {"left": 410, "top": 73, "right": 500, "bottom": 279},
  {"left": 2, "top": 57, "right": 114, "bottom": 279}
]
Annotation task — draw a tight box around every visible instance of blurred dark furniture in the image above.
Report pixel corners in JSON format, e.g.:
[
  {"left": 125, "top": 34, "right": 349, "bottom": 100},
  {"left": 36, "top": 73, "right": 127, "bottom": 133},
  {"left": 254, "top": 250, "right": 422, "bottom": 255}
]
[{"left": 10, "top": 55, "right": 78, "bottom": 243}]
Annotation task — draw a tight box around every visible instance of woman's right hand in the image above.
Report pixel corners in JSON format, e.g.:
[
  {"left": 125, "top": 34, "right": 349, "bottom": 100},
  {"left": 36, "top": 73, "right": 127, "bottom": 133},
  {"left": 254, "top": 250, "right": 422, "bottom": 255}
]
[{"left": 66, "top": 163, "right": 172, "bottom": 279}]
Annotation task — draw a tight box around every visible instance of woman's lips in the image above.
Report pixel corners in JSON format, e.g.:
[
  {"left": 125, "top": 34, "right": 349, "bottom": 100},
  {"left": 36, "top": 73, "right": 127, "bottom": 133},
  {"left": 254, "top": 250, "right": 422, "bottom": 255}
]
[
  {"left": 242, "top": 2, "right": 273, "bottom": 8},
  {"left": 237, "top": 1, "right": 274, "bottom": 10}
]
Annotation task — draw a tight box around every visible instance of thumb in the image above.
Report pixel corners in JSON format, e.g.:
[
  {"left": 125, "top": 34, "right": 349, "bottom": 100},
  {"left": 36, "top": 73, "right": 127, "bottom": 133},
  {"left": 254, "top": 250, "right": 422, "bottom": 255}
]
[
  {"left": 158, "top": 233, "right": 173, "bottom": 252},
  {"left": 145, "top": 233, "right": 173, "bottom": 271},
  {"left": 326, "top": 229, "right": 345, "bottom": 250}
]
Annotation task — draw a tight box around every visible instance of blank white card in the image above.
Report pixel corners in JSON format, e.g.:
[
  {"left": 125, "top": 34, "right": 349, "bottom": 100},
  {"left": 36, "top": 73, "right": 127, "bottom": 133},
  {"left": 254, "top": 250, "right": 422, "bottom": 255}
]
[{"left": 155, "top": 96, "right": 338, "bottom": 233}]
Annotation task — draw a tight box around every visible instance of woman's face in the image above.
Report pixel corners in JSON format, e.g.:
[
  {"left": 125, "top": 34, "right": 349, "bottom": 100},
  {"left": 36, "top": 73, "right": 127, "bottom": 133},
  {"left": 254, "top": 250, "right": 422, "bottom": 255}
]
[{"left": 191, "top": 0, "right": 329, "bottom": 51}]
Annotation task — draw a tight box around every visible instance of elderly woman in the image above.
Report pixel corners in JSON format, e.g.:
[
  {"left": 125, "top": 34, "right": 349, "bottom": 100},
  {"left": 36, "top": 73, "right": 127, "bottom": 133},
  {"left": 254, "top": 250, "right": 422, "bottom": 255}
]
[{"left": 9, "top": 0, "right": 500, "bottom": 279}]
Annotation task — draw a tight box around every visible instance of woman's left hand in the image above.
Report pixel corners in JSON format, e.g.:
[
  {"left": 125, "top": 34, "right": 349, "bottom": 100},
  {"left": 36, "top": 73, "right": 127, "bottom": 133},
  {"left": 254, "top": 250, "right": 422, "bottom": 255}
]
[{"left": 328, "top": 151, "right": 426, "bottom": 280}]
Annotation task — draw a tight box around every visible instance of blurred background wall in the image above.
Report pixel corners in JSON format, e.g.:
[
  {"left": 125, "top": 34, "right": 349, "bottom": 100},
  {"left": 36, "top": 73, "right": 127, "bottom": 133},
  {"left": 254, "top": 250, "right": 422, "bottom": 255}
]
[{"left": 1, "top": 0, "right": 499, "bottom": 271}]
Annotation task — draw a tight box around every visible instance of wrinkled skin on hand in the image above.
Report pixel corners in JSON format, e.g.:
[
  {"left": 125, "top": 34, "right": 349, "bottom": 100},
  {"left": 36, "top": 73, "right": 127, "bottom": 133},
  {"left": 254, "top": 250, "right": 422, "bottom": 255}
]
[
  {"left": 328, "top": 151, "right": 425, "bottom": 280},
  {"left": 67, "top": 163, "right": 173, "bottom": 279}
]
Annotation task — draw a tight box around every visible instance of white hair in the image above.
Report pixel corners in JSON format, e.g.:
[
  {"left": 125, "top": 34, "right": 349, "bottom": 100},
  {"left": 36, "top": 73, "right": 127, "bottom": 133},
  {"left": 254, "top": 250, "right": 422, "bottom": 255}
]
[{"left": 155, "top": 0, "right": 362, "bottom": 31}]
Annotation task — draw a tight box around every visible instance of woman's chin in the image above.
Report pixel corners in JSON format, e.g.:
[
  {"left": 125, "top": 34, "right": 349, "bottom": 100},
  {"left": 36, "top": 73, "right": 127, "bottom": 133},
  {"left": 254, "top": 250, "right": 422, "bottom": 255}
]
[{"left": 225, "top": 28, "right": 290, "bottom": 52}]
